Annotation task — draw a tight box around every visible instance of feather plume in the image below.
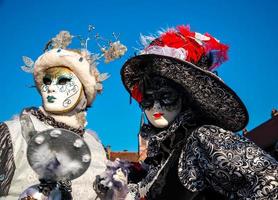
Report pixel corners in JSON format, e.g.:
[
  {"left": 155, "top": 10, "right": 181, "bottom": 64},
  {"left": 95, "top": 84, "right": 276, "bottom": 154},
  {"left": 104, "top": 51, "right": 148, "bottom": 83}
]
[
  {"left": 21, "top": 56, "right": 34, "bottom": 73},
  {"left": 98, "top": 73, "right": 110, "bottom": 82},
  {"left": 140, "top": 25, "right": 229, "bottom": 70}
]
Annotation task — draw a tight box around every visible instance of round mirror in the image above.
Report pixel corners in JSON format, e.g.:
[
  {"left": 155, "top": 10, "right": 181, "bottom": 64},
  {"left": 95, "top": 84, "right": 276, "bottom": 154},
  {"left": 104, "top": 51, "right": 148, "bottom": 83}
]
[{"left": 27, "top": 128, "right": 91, "bottom": 181}]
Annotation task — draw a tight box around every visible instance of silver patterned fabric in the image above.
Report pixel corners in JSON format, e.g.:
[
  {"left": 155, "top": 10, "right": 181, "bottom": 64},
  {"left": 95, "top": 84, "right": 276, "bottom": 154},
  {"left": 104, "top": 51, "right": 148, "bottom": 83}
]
[
  {"left": 178, "top": 125, "right": 278, "bottom": 199},
  {"left": 128, "top": 118, "right": 278, "bottom": 199}
]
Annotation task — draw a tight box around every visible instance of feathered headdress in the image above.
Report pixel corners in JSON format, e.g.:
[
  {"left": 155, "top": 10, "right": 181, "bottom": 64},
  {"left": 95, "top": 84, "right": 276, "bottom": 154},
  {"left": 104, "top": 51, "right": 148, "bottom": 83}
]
[
  {"left": 140, "top": 25, "right": 228, "bottom": 71},
  {"left": 21, "top": 26, "right": 127, "bottom": 106}
]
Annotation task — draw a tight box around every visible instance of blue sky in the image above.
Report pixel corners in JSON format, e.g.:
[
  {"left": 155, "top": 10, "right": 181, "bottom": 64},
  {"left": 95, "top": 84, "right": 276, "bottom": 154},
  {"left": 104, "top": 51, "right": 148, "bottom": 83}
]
[{"left": 0, "top": 0, "right": 277, "bottom": 151}]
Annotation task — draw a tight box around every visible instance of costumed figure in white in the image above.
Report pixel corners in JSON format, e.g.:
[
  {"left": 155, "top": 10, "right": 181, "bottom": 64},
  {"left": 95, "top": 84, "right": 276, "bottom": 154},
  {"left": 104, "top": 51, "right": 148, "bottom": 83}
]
[
  {"left": 94, "top": 25, "right": 278, "bottom": 199},
  {"left": 0, "top": 29, "right": 127, "bottom": 199}
]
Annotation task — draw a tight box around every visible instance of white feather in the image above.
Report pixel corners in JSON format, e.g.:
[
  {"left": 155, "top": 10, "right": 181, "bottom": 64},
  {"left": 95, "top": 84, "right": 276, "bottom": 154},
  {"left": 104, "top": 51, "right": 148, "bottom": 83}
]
[
  {"left": 21, "top": 66, "right": 34, "bottom": 73},
  {"left": 98, "top": 73, "right": 110, "bottom": 82},
  {"left": 21, "top": 56, "right": 34, "bottom": 73},
  {"left": 139, "top": 34, "right": 156, "bottom": 47},
  {"left": 22, "top": 56, "right": 34, "bottom": 67},
  {"left": 95, "top": 83, "right": 103, "bottom": 91}
]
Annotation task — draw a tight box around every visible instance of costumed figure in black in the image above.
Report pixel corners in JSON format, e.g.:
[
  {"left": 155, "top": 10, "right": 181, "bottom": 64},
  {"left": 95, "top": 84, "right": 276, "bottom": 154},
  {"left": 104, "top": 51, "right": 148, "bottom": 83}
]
[{"left": 94, "top": 25, "right": 278, "bottom": 200}]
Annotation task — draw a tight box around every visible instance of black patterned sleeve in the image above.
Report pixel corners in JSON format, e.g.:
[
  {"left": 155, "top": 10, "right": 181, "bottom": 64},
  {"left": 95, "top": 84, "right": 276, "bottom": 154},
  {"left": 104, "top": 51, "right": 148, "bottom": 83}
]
[
  {"left": 0, "top": 123, "right": 16, "bottom": 196},
  {"left": 178, "top": 125, "right": 278, "bottom": 199}
]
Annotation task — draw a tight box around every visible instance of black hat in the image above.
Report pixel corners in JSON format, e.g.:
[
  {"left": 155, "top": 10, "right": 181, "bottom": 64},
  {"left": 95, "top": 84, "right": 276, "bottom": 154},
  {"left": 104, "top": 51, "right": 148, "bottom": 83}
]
[{"left": 121, "top": 25, "right": 248, "bottom": 132}]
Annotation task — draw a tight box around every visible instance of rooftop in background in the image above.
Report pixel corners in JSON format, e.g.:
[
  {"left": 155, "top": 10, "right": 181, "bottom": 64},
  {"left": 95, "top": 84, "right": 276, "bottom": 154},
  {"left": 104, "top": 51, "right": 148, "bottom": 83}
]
[
  {"left": 245, "top": 109, "right": 278, "bottom": 149},
  {"left": 105, "top": 145, "right": 139, "bottom": 162},
  {"left": 109, "top": 151, "right": 139, "bottom": 162}
]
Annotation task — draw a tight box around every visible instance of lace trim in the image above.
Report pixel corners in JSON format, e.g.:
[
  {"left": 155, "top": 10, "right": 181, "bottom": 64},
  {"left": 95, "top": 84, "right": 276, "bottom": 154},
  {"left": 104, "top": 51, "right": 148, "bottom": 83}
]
[
  {"left": 141, "top": 110, "right": 196, "bottom": 158},
  {"left": 27, "top": 107, "right": 85, "bottom": 136}
]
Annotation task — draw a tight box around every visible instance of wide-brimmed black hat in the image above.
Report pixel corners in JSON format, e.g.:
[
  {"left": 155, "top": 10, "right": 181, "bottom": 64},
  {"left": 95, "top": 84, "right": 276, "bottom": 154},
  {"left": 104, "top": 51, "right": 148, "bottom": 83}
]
[{"left": 121, "top": 25, "right": 248, "bottom": 132}]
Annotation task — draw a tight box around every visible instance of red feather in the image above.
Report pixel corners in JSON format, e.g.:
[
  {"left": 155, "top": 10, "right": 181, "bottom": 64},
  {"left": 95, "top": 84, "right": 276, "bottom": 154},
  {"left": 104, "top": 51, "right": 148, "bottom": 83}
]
[
  {"left": 131, "top": 83, "right": 143, "bottom": 103},
  {"left": 146, "top": 25, "right": 229, "bottom": 70}
]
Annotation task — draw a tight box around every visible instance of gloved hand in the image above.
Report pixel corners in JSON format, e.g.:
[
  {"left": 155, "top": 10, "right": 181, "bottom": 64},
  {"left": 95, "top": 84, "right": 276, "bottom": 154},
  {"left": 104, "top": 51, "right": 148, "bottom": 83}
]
[{"left": 93, "top": 159, "right": 130, "bottom": 200}]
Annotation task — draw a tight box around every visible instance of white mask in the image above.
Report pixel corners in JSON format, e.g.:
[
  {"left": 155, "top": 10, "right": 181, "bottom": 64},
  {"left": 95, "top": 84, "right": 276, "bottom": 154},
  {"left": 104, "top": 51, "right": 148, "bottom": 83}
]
[
  {"left": 40, "top": 67, "right": 83, "bottom": 114},
  {"left": 144, "top": 100, "right": 182, "bottom": 128}
]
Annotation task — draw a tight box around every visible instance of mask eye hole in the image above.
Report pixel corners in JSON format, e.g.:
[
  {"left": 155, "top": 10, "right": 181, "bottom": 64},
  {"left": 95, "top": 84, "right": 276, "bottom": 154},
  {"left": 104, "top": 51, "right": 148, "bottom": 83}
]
[
  {"left": 57, "top": 77, "right": 71, "bottom": 85},
  {"left": 161, "top": 91, "right": 179, "bottom": 105},
  {"left": 141, "top": 99, "right": 154, "bottom": 110},
  {"left": 43, "top": 77, "right": 52, "bottom": 85},
  {"left": 140, "top": 91, "right": 154, "bottom": 109}
]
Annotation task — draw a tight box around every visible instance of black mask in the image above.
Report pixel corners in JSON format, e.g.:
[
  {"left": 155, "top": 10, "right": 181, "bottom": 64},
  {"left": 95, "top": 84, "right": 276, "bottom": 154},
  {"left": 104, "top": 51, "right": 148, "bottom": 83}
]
[
  {"left": 140, "top": 88, "right": 180, "bottom": 109},
  {"left": 140, "top": 76, "right": 181, "bottom": 110}
]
